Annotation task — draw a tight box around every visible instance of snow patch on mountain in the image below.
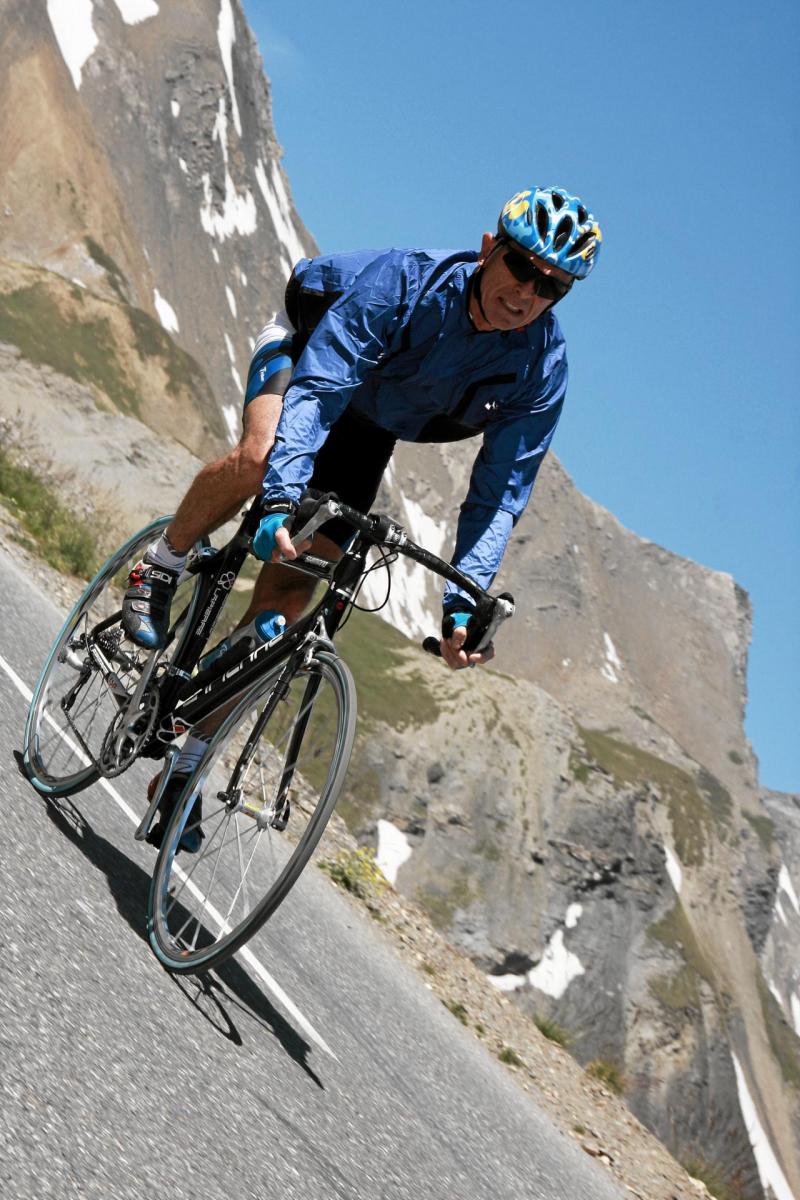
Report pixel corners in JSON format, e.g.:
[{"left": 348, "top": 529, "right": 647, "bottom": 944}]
[
  {"left": 528, "top": 929, "right": 585, "bottom": 998},
  {"left": 153, "top": 289, "right": 179, "bottom": 334},
  {"left": 664, "top": 844, "right": 683, "bottom": 893},
  {"left": 731, "top": 1053, "right": 795, "bottom": 1200},
  {"left": 376, "top": 820, "right": 413, "bottom": 886},
  {"left": 217, "top": 0, "right": 242, "bottom": 137},
  {"left": 488, "top": 973, "right": 526, "bottom": 993},
  {"left": 360, "top": 465, "right": 446, "bottom": 640},
  {"left": 199, "top": 97, "right": 257, "bottom": 242},
  {"left": 792, "top": 992, "right": 800, "bottom": 1037},
  {"left": 601, "top": 631, "right": 622, "bottom": 684},
  {"left": 200, "top": 173, "right": 256, "bottom": 242},
  {"left": 222, "top": 404, "right": 239, "bottom": 444},
  {"left": 766, "top": 977, "right": 784, "bottom": 1010},
  {"left": 47, "top": 0, "right": 98, "bottom": 90},
  {"left": 112, "top": 0, "right": 159, "bottom": 24},
  {"left": 779, "top": 864, "right": 800, "bottom": 915},
  {"left": 255, "top": 158, "right": 305, "bottom": 278}
]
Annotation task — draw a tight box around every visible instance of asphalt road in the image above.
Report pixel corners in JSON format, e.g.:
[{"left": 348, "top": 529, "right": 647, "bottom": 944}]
[{"left": 0, "top": 546, "right": 624, "bottom": 1200}]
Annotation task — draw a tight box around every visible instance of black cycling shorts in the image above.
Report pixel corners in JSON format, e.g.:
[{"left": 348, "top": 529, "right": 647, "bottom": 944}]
[{"left": 307, "top": 407, "right": 396, "bottom": 546}]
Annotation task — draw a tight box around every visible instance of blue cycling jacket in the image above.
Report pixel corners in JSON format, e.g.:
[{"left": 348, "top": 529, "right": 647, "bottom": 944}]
[{"left": 262, "top": 248, "right": 567, "bottom": 600}]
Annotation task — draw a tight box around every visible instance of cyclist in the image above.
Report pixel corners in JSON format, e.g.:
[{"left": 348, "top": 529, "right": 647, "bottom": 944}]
[{"left": 123, "top": 186, "right": 601, "bottom": 844}]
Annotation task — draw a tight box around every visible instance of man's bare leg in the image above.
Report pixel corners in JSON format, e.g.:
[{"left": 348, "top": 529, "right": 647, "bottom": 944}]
[
  {"left": 238, "top": 532, "right": 343, "bottom": 627},
  {"left": 165, "top": 392, "right": 284, "bottom": 553}
]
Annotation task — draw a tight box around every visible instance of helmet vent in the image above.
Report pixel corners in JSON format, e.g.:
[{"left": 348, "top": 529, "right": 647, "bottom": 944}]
[
  {"left": 536, "top": 202, "right": 550, "bottom": 241},
  {"left": 577, "top": 205, "right": 588, "bottom": 224},
  {"left": 551, "top": 192, "right": 565, "bottom": 211},
  {"left": 570, "top": 229, "right": 594, "bottom": 258},
  {"left": 553, "top": 215, "right": 574, "bottom": 251}
]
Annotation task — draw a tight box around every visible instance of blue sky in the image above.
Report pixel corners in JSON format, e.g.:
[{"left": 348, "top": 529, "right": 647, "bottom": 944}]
[{"left": 243, "top": 0, "right": 799, "bottom": 792}]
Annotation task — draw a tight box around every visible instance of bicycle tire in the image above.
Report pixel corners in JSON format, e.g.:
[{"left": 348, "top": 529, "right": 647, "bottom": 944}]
[
  {"left": 147, "top": 649, "right": 357, "bottom": 974},
  {"left": 23, "top": 518, "right": 206, "bottom": 797}
]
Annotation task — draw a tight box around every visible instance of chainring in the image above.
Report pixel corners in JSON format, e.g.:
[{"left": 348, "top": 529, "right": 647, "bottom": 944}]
[{"left": 99, "top": 688, "right": 160, "bottom": 777}]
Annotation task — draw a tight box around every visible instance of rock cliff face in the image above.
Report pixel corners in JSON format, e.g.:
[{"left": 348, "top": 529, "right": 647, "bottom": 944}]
[
  {"left": 1, "top": 3, "right": 798, "bottom": 1196},
  {"left": 1, "top": 0, "right": 313, "bottom": 449}
]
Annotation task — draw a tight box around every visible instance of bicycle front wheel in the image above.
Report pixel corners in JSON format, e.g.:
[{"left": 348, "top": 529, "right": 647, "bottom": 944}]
[{"left": 147, "top": 649, "right": 357, "bottom": 974}]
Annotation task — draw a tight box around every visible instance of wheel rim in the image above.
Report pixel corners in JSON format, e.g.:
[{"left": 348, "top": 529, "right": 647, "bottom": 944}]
[
  {"left": 149, "top": 655, "right": 354, "bottom": 970},
  {"left": 24, "top": 520, "right": 203, "bottom": 793}
]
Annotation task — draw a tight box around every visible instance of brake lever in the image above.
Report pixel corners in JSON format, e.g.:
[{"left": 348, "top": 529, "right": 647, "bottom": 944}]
[
  {"left": 288, "top": 498, "right": 342, "bottom": 552},
  {"left": 422, "top": 592, "right": 515, "bottom": 659}
]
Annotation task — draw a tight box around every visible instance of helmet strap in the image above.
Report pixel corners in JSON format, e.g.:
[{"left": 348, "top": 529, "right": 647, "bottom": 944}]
[{"left": 468, "top": 240, "right": 506, "bottom": 330}]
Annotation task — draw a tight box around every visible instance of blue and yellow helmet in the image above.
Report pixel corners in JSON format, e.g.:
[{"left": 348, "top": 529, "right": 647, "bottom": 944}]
[{"left": 498, "top": 187, "right": 602, "bottom": 279}]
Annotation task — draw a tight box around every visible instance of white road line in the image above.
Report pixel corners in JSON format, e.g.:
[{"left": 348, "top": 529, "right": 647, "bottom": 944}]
[{"left": 0, "top": 651, "right": 338, "bottom": 1061}]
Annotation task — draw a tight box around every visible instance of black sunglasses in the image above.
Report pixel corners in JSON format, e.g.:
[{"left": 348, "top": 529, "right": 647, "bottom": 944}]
[{"left": 500, "top": 245, "right": 573, "bottom": 302}]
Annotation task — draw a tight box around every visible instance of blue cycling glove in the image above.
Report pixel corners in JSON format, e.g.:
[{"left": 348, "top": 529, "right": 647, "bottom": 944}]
[
  {"left": 442, "top": 597, "right": 476, "bottom": 640},
  {"left": 253, "top": 501, "right": 296, "bottom": 561}
]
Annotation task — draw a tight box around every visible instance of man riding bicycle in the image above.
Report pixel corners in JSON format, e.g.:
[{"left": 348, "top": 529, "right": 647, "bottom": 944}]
[{"left": 122, "top": 185, "right": 601, "bottom": 842}]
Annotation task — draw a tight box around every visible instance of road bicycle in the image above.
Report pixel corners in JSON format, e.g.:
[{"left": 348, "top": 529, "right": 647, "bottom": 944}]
[{"left": 21, "top": 493, "right": 513, "bottom": 975}]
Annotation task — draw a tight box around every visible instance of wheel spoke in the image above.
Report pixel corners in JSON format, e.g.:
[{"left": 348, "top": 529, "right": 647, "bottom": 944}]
[
  {"left": 149, "top": 653, "right": 356, "bottom": 972},
  {"left": 24, "top": 518, "right": 205, "bottom": 794}
]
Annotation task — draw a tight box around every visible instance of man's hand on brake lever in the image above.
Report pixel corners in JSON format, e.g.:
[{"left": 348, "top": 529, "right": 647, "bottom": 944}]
[
  {"left": 273, "top": 523, "right": 311, "bottom": 562},
  {"left": 253, "top": 504, "right": 311, "bottom": 563},
  {"left": 439, "top": 606, "right": 495, "bottom": 671}
]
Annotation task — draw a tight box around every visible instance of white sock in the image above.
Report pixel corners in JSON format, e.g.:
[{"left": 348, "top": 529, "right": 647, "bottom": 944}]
[
  {"left": 145, "top": 533, "right": 187, "bottom": 574},
  {"left": 175, "top": 734, "right": 211, "bottom": 777}
]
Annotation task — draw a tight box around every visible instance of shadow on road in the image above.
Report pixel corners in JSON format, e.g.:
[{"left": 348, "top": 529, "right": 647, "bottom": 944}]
[{"left": 41, "top": 790, "right": 325, "bottom": 1089}]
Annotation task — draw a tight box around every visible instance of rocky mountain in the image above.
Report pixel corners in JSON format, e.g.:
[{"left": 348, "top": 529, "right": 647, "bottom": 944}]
[
  {"left": 1, "top": 0, "right": 313, "bottom": 452},
  {"left": 1, "top": 3, "right": 798, "bottom": 1197}
]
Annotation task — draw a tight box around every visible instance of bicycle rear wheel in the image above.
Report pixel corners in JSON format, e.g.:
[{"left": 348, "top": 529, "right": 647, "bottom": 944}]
[
  {"left": 23, "top": 519, "right": 206, "bottom": 796},
  {"left": 147, "top": 649, "right": 357, "bottom": 974}
]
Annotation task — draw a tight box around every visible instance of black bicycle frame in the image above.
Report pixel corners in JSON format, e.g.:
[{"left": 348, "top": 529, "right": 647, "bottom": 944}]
[
  {"left": 148, "top": 492, "right": 511, "bottom": 751},
  {"left": 153, "top": 519, "right": 371, "bottom": 745}
]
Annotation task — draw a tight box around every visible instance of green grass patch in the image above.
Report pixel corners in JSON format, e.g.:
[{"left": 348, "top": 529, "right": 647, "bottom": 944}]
[
  {"left": 0, "top": 283, "right": 141, "bottom": 414},
  {"left": 416, "top": 873, "right": 480, "bottom": 930},
  {"left": 696, "top": 768, "right": 733, "bottom": 833},
  {"left": 472, "top": 835, "right": 501, "bottom": 862},
  {"left": 318, "top": 847, "right": 387, "bottom": 900},
  {"left": 0, "top": 447, "right": 101, "bottom": 577},
  {"left": 498, "top": 1045, "right": 523, "bottom": 1067},
  {"left": 648, "top": 902, "right": 717, "bottom": 994},
  {"left": 682, "top": 1156, "right": 747, "bottom": 1200},
  {"left": 443, "top": 999, "right": 469, "bottom": 1025},
  {"left": 334, "top": 607, "right": 441, "bottom": 731},
  {"left": 757, "top": 973, "right": 800, "bottom": 1089},
  {"left": 126, "top": 304, "right": 209, "bottom": 400},
  {"left": 532, "top": 1014, "right": 572, "bottom": 1047},
  {"left": 742, "top": 810, "right": 776, "bottom": 852},
  {"left": 84, "top": 237, "right": 128, "bottom": 301},
  {"left": 577, "top": 726, "right": 711, "bottom": 865},
  {"left": 585, "top": 1059, "right": 624, "bottom": 1094},
  {"left": 568, "top": 746, "right": 591, "bottom": 784},
  {"left": 648, "top": 965, "right": 702, "bottom": 1014}
]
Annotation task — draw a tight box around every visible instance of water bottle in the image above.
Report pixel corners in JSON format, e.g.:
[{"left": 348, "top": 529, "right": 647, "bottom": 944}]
[{"left": 198, "top": 609, "right": 286, "bottom": 672}]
